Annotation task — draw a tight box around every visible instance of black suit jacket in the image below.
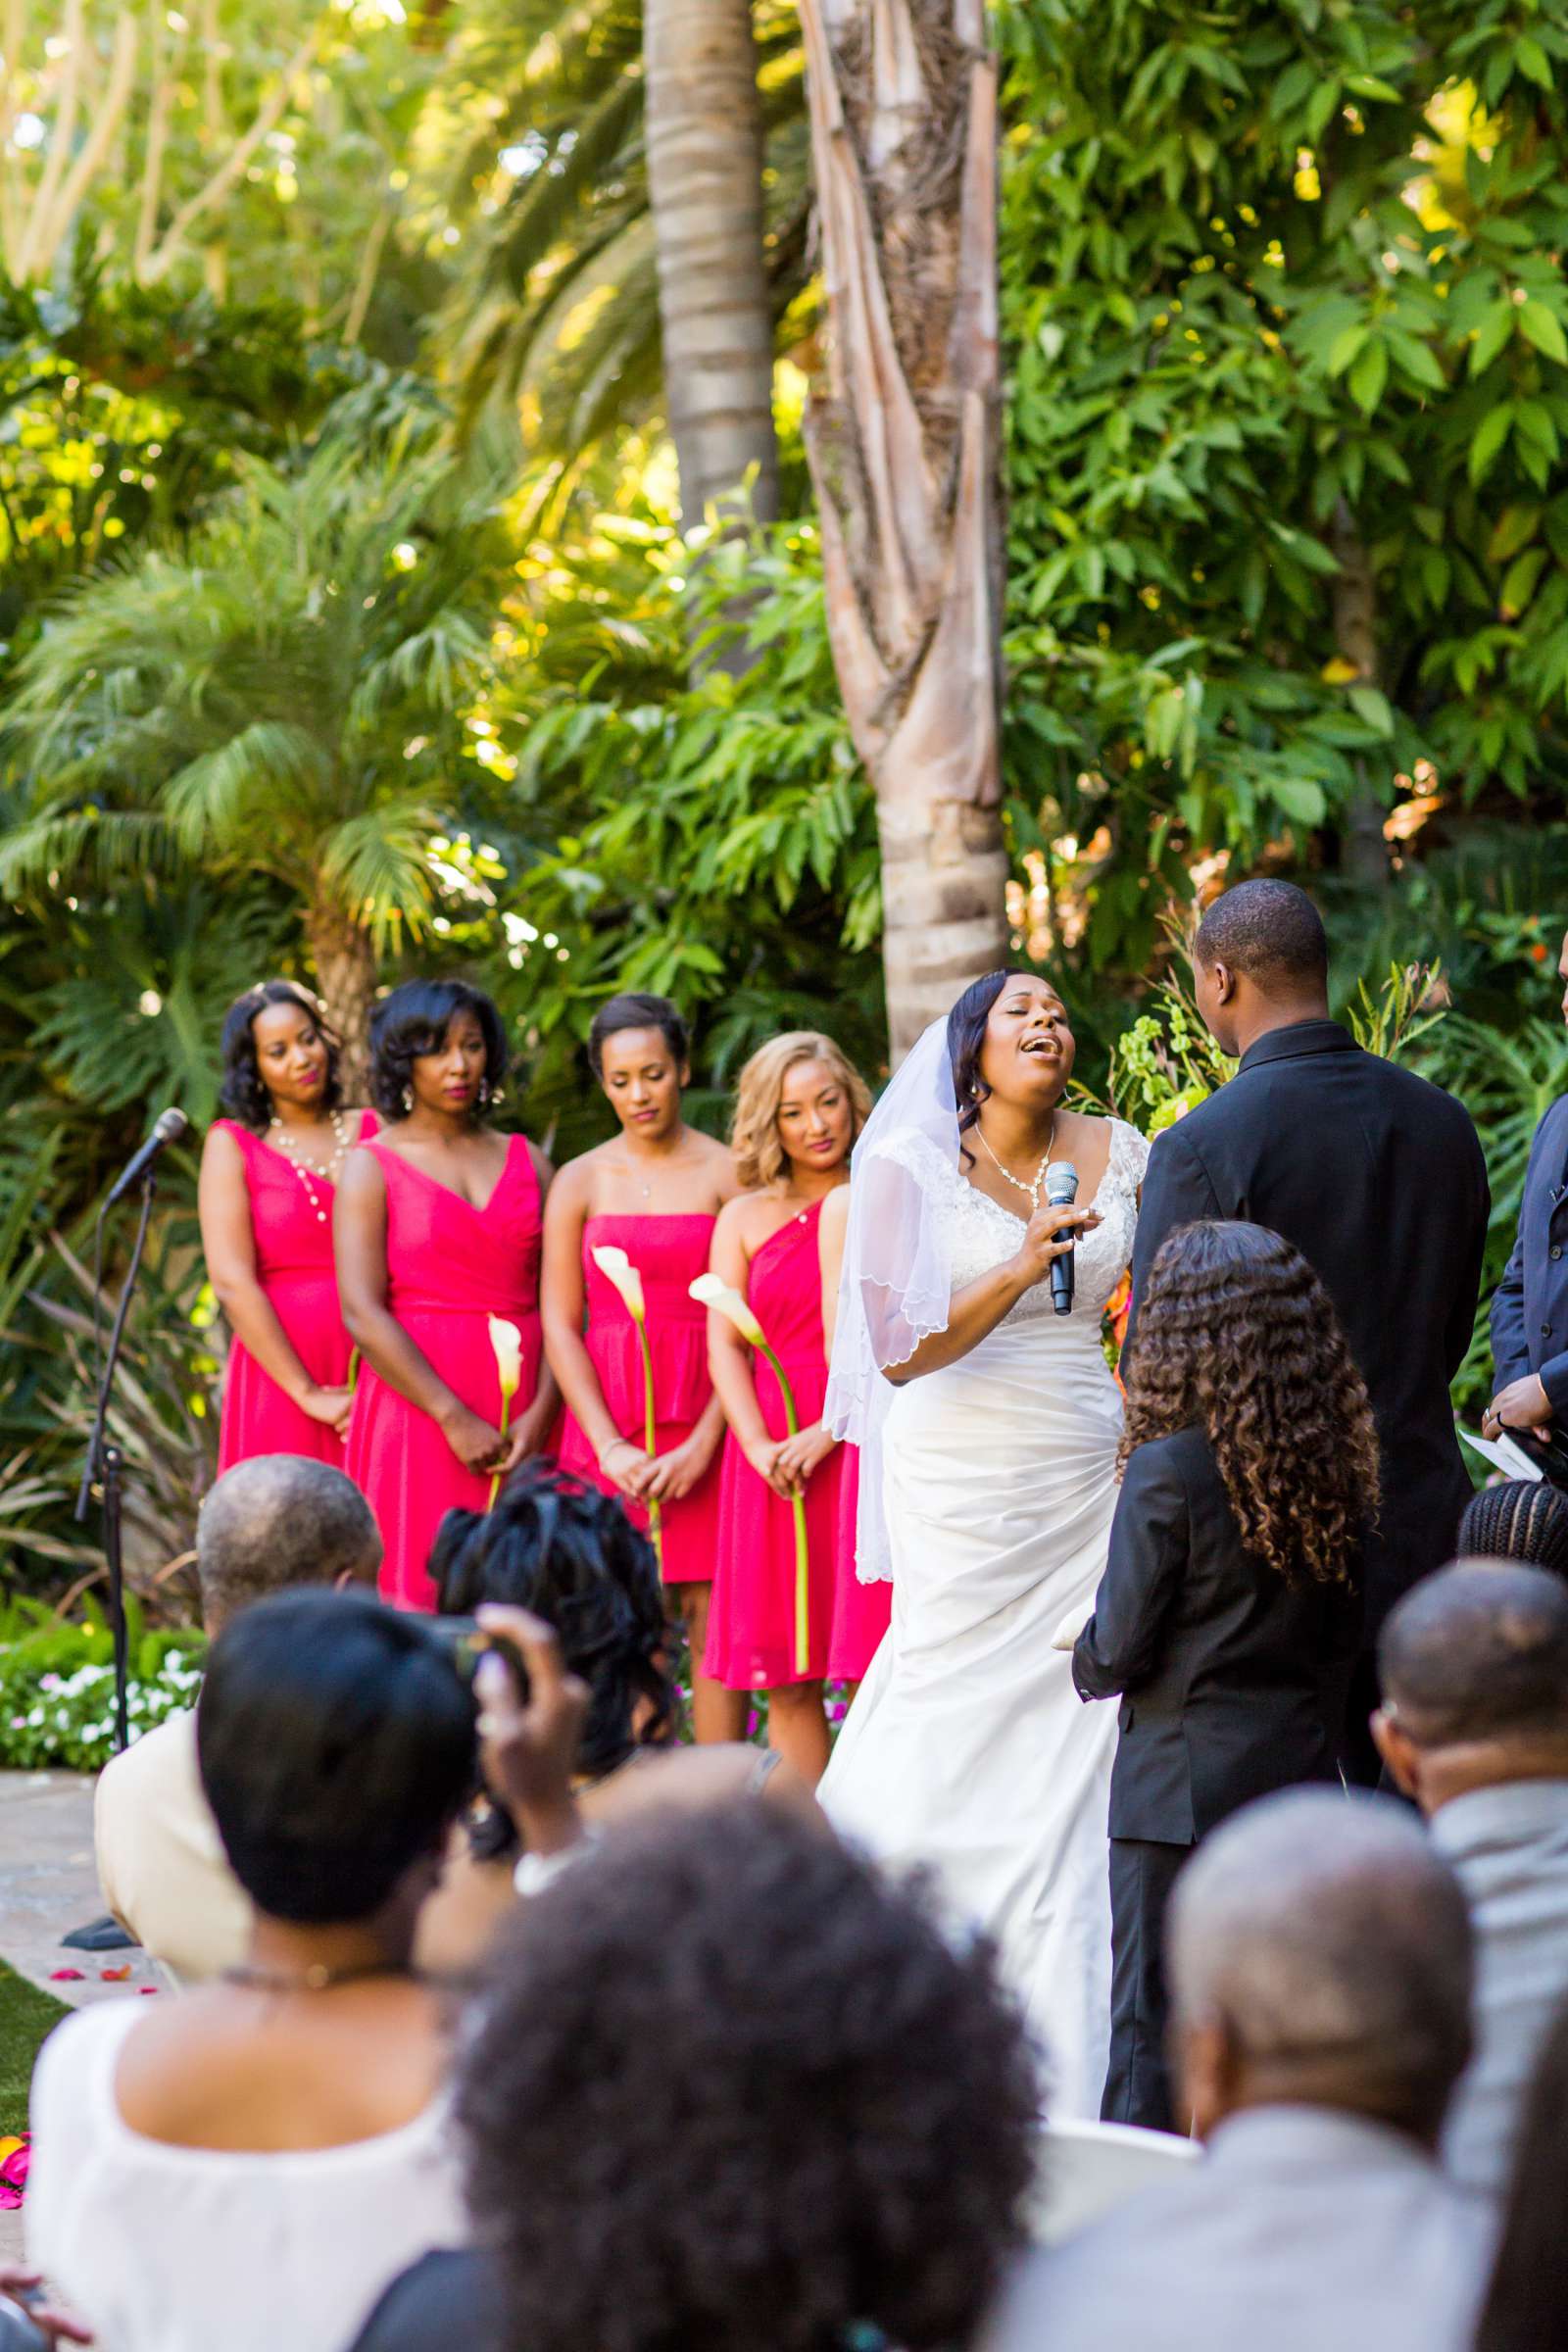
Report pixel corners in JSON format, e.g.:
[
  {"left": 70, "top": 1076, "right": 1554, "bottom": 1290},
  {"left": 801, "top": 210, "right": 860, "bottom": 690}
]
[
  {"left": 1126, "top": 1020, "right": 1488, "bottom": 1637},
  {"left": 1491, "top": 1095, "right": 1568, "bottom": 1413},
  {"left": 1073, "top": 1426, "right": 1363, "bottom": 1844}
]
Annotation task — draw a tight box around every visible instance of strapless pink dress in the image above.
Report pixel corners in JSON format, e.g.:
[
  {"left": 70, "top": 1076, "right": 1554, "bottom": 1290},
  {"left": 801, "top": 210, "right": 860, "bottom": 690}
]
[
  {"left": 346, "top": 1134, "right": 546, "bottom": 1611},
  {"left": 213, "top": 1111, "right": 377, "bottom": 1473},
  {"left": 704, "top": 1200, "right": 845, "bottom": 1687},
  {"left": 558, "top": 1212, "right": 722, "bottom": 1585}
]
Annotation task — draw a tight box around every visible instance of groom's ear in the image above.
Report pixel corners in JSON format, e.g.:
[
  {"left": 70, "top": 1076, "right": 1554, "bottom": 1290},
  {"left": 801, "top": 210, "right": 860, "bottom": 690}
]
[{"left": 1208, "top": 957, "right": 1237, "bottom": 1005}]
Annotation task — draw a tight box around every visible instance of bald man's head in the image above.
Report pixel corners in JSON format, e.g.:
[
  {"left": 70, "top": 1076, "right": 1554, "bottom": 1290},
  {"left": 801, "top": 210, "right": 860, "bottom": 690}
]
[
  {"left": 196, "top": 1455, "right": 381, "bottom": 1635},
  {"left": 1380, "top": 1560, "right": 1568, "bottom": 1747},
  {"left": 1169, "top": 1790, "right": 1472, "bottom": 2144}
]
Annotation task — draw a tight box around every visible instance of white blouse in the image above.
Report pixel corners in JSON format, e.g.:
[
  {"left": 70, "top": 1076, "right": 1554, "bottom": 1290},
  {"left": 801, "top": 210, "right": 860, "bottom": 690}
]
[{"left": 26, "top": 1999, "right": 466, "bottom": 2352}]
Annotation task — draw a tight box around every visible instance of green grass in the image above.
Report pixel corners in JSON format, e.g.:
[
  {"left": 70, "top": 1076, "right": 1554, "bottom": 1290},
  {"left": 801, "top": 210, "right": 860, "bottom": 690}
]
[{"left": 0, "top": 1960, "right": 70, "bottom": 2136}]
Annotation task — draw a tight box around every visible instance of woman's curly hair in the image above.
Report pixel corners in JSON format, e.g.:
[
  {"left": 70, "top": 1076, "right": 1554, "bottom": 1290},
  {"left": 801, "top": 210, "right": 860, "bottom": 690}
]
[
  {"left": 730, "top": 1030, "right": 871, "bottom": 1191},
  {"left": 218, "top": 980, "right": 343, "bottom": 1130},
  {"left": 458, "top": 1805, "right": 1040, "bottom": 2352},
  {"left": 1121, "top": 1219, "right": 1377, "bottom": 1588}
]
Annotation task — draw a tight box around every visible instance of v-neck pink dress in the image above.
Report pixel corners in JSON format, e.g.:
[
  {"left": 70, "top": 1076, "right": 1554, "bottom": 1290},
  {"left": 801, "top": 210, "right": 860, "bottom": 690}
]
[
  {"left": 212, "top": 1111, "right": 378, "bottom": 1474},
  {"left": 704, "top": 1200, "right": 846, "bottom": 1687},
  {"left": 345, "top": 1133, "right": 546, "bottom": 1611}
]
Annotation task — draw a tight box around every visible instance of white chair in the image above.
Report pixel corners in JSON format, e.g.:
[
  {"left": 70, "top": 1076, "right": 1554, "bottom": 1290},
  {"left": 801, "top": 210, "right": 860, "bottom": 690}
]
[{"left": 1028, "top": 2116, "right": 1200, "bottom": 2245}]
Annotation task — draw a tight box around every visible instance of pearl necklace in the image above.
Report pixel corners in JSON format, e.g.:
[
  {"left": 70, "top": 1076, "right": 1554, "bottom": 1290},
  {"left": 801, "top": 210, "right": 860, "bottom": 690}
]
[
  {"left": 973, "top": 1117, "right": 1056, "bottom": 1212},
  {"left": 269, "top": 1109, "right": 353, "bottom": 1225}
]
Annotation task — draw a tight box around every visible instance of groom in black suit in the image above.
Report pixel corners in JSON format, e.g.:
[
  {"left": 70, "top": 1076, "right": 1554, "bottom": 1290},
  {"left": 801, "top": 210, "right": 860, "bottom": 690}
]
[{"left": 1127, "top": 880, "right": 1489, "bottom": 1784}]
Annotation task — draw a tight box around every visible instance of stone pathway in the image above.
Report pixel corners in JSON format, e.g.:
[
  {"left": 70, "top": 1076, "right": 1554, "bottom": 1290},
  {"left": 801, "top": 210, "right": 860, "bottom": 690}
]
[{"left": 0, "top": 1771, "right": 159, "bottom": 2264}]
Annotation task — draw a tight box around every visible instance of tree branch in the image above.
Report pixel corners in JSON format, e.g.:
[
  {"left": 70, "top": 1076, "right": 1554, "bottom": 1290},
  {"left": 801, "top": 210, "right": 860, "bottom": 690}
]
[
  {"left": 14, "top": 0, "right": 80, "bottom": 280},
  {"left": 141, "top": 22, "right": 319, "bottom": 286},
  {"left": 32, "top": 1, "right": 137, "bottom": 279}
]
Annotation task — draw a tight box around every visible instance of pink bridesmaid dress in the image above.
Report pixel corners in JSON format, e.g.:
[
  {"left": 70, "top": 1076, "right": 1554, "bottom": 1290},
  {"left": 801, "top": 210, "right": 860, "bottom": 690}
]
[
  {"left": 705, "top": 1200, "right": 844, "bottom": 1689},
  {"left": 558, "top": 1213, "right": 722, "bottom": 1584},
  {"left": 346, "top": 1134, "right": 546, "bottom": 1612},
  {"left": 213, "top": 1110, "right": 377, "bottom": 1474},
  {"left": 826, "top": 1445, "right": 891, "bottom": 1682}
]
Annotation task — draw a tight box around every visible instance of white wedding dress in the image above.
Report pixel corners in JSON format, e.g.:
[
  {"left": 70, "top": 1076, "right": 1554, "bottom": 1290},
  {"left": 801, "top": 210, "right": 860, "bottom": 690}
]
[{"left": 820, "top": 1118, "right": 1148, "bottom": 2119}]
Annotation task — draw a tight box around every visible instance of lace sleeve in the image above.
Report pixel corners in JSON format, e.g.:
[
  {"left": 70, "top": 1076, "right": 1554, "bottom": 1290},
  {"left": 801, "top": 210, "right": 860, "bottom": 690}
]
[{"left": 1112, "top": 1119, "right": 1152, "bottom": 1196}]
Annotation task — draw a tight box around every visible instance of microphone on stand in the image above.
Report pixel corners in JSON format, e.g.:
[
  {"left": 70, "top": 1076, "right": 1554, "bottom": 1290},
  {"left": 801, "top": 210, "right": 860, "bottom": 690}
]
[
  {"left": 1046, "top": 1160, "right": 1079, "bottom": 1317},
  {"left": 104, "top": 1106, "right": 189, "bottom": 1208}
]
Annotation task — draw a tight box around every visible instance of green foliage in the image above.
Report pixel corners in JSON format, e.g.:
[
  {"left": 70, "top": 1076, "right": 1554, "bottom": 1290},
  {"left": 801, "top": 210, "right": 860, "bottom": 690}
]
[
  {"left": 0, "top": 404, "right": 510, "bottom": 959},
  {"left": 997, "top": 0, "right": 1568, "bottom": 974},
  {"left": 480, "top": 498, "right": 886, "bottom": 1152},
  {"left": 422, "top": 0, "right": 812, "bottom": 461},
  {"left": 0, "top": 1590, "right": 206, "bottom": 1770}
]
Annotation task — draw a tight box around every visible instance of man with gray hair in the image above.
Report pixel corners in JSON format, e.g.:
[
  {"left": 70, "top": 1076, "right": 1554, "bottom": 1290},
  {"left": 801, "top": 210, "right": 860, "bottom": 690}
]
[
  {"left": 1374, "top": 1558, "right": 1568, "bottom": 2197},
  {"left": 987, "top": 1791, "right": 1493, "bottom": 2352},
  {"left": 94, "top": 1453, "right": 381, "bottom": 1981}
]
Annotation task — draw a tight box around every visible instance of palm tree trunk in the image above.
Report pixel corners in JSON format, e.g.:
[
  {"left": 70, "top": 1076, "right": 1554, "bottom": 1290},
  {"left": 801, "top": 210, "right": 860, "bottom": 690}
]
[
  {"left": 306, "top": 906, "right": 377, "bottom": 1098},
  {"left": 799, "top": 0, "right": 1008, "bottom": 1063},
  {"left": 643, "top": 0, "right": 780, "bottom": 535}
]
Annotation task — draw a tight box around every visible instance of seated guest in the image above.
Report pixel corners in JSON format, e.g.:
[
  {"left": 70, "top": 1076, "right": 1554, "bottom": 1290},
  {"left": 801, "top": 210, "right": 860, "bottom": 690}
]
[
  {"left": 417, "top": 1464, "right": 820, "bottom": 1972},
  {"left": 1474, "top": 1990, "right": 1568, "bottom": 2352},
  {"left": 1374, "top": 1559, "right": 1568, "bottom": 2197},
  {"left": 1073, "top": 1220, "right": 1371, "bottom": 2131},
  {"left": 351, "top": 1803, "right": 1040, "bottom": 2352},
  {"left": 986, "top": 1791, "right": 1492, "bottom": 2352},
  {"left": 30, "top": 1591, "right": 481, "bottom": 2352},
  {"left": 94, "top": 1452, "right": 382, "bottom": 1981},
  {"left": 1458, "top": 1479, "right": 1568, "bottom": 1582}
]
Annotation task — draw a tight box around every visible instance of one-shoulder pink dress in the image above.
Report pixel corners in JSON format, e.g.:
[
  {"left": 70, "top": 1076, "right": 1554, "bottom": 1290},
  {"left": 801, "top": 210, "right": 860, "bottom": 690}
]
[
  {"left": 213, "top": 1111, "right": 378, "bottom": 1474},
  {"left": 558, "top": 1213, "right": 722, "bottom": 1585},
  {"left": 346, "top": 1134, "right": 546, "bottom": 1612},
  {"left": 704, "top": 1200, "right": 845, "bottom": 1688},
  {"left": 826, "top": 1446, "right": 891, "bottom": 1681}
]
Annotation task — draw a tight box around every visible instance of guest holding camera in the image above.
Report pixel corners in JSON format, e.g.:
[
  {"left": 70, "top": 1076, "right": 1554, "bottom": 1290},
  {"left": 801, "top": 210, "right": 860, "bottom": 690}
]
[{"left": 1074, "top": 1220, "right": 1374, "bottom": 2132}]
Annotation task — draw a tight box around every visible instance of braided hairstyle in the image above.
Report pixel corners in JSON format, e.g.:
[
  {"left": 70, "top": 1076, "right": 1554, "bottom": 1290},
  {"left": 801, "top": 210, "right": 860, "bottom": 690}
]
[
  {"left": 1121, "top": 1219, "right": 1378, "bottom": 1588},
  {"left": 1458, "top": 1479, "right": 1568, "bottom": 1584}
]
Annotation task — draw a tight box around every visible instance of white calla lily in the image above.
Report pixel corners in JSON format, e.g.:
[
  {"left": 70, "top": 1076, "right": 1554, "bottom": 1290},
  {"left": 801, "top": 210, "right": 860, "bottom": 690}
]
[
  {"left": 593, "top": 1244, "right": 647, "bottom": 1324},
  {"left": 488, "top": 1315, "right": 523, "bottom": 1402},
  {"left": 689, "top": 1271, "right": 766, "bottom": 1348}
]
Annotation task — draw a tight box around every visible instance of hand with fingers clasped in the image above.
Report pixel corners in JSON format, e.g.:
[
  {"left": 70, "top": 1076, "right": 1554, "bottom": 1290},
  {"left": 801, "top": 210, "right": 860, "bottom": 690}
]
[
  {"left": 772, "top": 1422, "right": 836, "bottom": 1497},
  {"left": 599, "top": 1436, "right": 658, "bottom": 1501},
  {"left": 1012, "top": 1198, "right": 1102, "bottom": 1291},
  {"left": 744, "top": 1434, "right": 798, "bottom": 1501},
  {"left": 644, "top": 1428, "right": 719, "bottom": 1505}
]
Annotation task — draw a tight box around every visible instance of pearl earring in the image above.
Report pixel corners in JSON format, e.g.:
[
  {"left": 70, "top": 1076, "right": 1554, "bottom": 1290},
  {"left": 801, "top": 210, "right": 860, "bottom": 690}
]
[
  {"left": 477, "top": 1078, "right": 490, "bottom": 1106},
  {"left": 401, "top": 1085, "right": 414, "bottom": 1114}
]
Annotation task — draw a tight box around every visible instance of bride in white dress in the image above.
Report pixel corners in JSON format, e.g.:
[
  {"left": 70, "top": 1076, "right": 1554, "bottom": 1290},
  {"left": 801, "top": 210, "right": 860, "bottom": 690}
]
[{"left": 820, "top": 971, "right": 1147, "bottom": 2118}]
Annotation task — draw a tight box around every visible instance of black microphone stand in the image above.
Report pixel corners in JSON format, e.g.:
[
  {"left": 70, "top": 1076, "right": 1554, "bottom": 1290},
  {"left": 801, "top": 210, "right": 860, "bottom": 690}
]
[{"left": 74, "top": 1167, "right": 159, "bottom": 1754}]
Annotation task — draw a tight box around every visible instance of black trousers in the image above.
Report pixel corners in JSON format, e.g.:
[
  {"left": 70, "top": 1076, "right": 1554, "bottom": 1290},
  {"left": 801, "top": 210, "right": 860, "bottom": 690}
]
[{"left": 1102, "top": 1837, "right": 1192, "bottom": 2135}]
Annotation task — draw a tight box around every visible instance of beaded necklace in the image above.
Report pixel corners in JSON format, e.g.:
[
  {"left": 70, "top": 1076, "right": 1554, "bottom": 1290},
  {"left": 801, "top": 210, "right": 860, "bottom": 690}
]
[{"left": 268, "top": 1108, "right": 354, "bottom": 1225}]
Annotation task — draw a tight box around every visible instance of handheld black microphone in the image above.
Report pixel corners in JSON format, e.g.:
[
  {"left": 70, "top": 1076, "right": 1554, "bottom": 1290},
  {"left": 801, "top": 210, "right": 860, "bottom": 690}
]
[
  {"left": 105, "top": 1107, "right": 189, "bottom": 1207},
  {"left": 1046, "top": 1159, "right": 1079, "bottom": 1317}
]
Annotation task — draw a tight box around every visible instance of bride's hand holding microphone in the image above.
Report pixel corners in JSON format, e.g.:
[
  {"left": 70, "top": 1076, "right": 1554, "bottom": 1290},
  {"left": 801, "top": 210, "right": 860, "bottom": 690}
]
[{"left": 1012, "top": 1195, "right": 1101, "bottom": 1293}]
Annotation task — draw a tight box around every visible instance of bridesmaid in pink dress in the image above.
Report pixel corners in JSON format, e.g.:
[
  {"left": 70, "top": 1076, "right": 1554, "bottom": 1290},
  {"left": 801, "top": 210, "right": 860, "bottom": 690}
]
[
  {"left": 336, "top": 980, "right": 559, "bottom": 1610},
  {"left": 543, "top": 993, "right": 744, "bottom": 1744},
  {"left": 199, "top": 981, "right": 377, "bottom": 1472},
  {"left": 703, "top": 1032, "right": 871, "bottom": 1783},
  {"left": 818, "top": 1184, "right": 892, "bottom": 1689}
]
